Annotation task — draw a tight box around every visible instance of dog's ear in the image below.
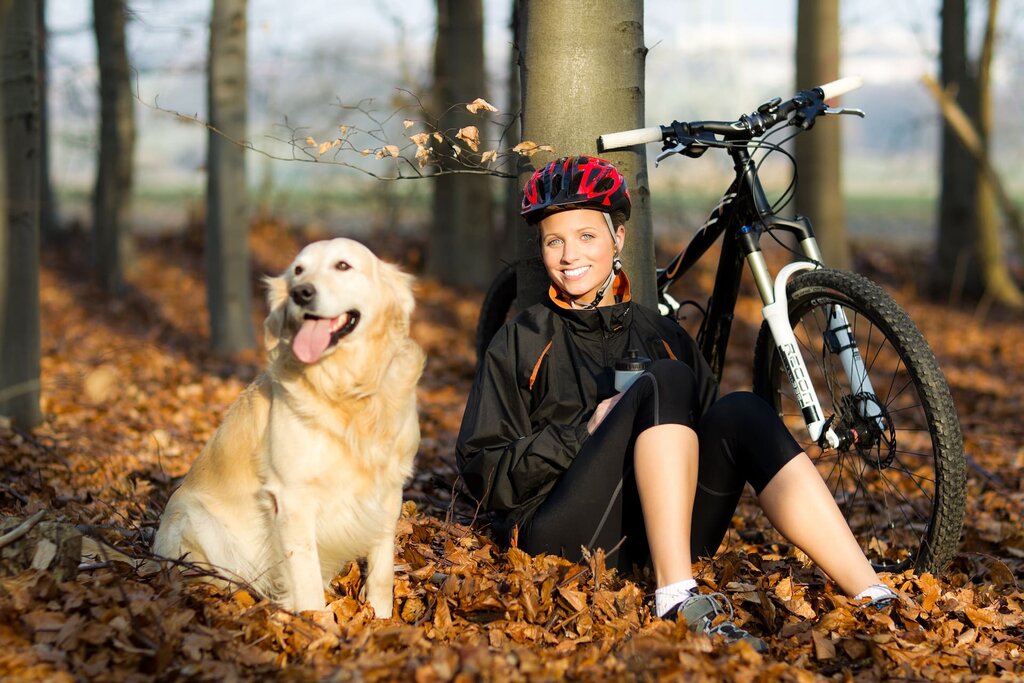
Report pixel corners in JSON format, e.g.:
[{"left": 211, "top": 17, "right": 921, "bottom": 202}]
[
  {"left": 378, "top": 261, "right": 416, "bottom": 333},
  {"left": 262, "top": 275, "right": 289, "bottom": 351}
]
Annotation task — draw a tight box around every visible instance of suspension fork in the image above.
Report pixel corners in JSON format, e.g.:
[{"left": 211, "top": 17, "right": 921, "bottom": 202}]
[
  {"left": 739, "top": 226, "right": 840, "bottom": 449},
  {"left": 798, "top": 236, "right": 885, "bottom": 430}
]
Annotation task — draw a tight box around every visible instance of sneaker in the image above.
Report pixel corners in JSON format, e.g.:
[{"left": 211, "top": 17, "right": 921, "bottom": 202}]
[
  {"left": 669, "top": 593, "right": 768, "bottom": 653},
  {"left": 862, "top": 585, "right": 899, "bottom": 609}
]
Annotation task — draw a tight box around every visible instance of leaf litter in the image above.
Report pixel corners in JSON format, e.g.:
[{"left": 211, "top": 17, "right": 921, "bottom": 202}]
[{"left": 0, "top": 221, "right": 1022, "bottom": 680}]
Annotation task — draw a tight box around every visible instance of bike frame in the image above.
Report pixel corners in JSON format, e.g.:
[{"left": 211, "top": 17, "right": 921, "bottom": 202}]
[{"left": 656, "top": 143, "right": 881, "bottom": 449}]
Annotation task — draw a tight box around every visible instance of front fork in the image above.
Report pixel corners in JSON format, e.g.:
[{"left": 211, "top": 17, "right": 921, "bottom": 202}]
[{"left": 742, "top": 229, "right": 881, "bottom": 450}]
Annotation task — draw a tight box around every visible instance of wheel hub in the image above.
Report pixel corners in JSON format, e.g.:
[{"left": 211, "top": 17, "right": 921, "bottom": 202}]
[{"left": 835, "top": 392, "right": 896, "bottom": 468}]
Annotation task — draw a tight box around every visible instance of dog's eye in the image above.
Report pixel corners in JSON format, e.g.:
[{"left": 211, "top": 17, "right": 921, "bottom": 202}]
[
  {"left": 294, "top": 265, "right": 304, "bottom": 276},
  {"left": 335, "top": 261, "right": 351, "bottom": 271}
]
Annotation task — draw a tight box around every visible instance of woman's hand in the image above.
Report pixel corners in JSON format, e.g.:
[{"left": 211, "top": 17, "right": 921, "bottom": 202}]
[{"left": 587, "top": 393, "right": 623, "bottom": 434}]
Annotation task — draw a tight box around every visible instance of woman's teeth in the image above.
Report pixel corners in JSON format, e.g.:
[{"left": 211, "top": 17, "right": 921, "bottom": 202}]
[{"left": 563, "top": 266, "right": 590, "bottom": 279}]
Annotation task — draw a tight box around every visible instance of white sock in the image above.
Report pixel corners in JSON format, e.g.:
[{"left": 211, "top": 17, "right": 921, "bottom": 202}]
[
  {"left": 854, "top": 583, "right": 896, "bottom": 603},
  {"left": 655, "top": 579, "right": 698, "bottom": 618}
]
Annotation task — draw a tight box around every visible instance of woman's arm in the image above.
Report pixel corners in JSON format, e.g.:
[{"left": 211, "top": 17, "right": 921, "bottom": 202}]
[{"left": 456, "top": 327, "right": 588, "bottom": 513}]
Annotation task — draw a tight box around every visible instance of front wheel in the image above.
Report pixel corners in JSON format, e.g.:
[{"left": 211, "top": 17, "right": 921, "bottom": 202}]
[{"left": 752, "top": 269, "right": 965, "bottom": 574}]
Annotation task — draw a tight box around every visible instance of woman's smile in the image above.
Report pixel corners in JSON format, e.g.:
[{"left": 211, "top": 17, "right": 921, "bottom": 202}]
[{"left": 562, "top": 265, "right": 591, "bottom": 280}]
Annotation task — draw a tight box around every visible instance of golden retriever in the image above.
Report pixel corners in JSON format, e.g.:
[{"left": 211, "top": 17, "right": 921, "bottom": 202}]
[{"left": 153, "top": 238, "right": 424, "bottom": 616}]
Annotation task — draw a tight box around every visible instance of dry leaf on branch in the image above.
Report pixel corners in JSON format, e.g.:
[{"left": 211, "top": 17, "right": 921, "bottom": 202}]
[
  {"left": 513, "top": 141, "right": 555, "bottom": 157},
  {"left": 466, "top": 97, "right": 498, "bottom": 114},
  {"left": 456, "top": 126, "right": 481, "bottom": 152}
]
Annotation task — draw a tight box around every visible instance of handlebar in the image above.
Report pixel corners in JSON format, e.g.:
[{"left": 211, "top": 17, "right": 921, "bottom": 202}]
[
  {"left": 597, "top": 76, "right": 864, "bottom": 155},
  {"left": 819, "top": 75, "right": 863, "bottom": 100}
]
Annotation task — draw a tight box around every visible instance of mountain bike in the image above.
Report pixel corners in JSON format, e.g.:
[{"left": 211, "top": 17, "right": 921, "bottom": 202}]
[{"left": 475, "top": 77, "right": 965, "bottom": 574}]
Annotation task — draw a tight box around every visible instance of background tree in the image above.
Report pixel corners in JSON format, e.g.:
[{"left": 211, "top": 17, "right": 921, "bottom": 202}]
[
  {"left": 971, "top": 0, "right": 1021, "bottom": 307},
  {"left": 794, "top": 0, "right": 849, "bottom": 270},
  {"left": 37, "top": 0, "right": 58, "bottom": 240},
  {"left": 517, "top": 0, "right": 654, "bottom": 308},
  {"left": 93, "top": 0, "right": 135, "bottom": 293},
  {"left": 0, "top": 0, "right": 42, "bottom": 429},
  {"left": 930, "top": 0, "right": 1021, "bottom": 307},
  {"left": 429, "top": 0, "right": 494, "bottom": 288},
  {"left": 206, "top": 0, "right": 254, "bottom": 353},
  {"left": 498, "top": 0, "right": 523, "bottom": 265},
  {"left": 933, "top": 0, "right": 980, "bottom": 302}
]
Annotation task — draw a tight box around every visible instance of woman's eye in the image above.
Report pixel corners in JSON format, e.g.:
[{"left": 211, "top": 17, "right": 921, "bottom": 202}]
[
  {"left": 545, "top": 238, "right": 562, "bottom": 248},
  {"left": 294, "top": 265, "right": 304, "bottom": 275},
  {"left": 335, "top": 261, "right": 351, "bottom": 271},
  {"left": 581, "top": 233, "right": 594, "bottom": 241}
]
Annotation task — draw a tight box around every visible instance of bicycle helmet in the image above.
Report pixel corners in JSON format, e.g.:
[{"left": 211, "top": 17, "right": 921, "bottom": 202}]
[{"left": 521, "top": 155, "right": 631, "bottom": 225}]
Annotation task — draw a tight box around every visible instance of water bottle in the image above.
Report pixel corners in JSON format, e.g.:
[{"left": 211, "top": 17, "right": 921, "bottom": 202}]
[{"left": 614, "top": 349, "right": 652, "bottom": 392}]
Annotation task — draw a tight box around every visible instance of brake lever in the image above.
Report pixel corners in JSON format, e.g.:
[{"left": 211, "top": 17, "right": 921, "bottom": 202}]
[
  {"left": 824, "top": 106, "right": 866, "bottom": 118},
  {"left": 656, "top": 142, "right": 685, "bottom": 166}
]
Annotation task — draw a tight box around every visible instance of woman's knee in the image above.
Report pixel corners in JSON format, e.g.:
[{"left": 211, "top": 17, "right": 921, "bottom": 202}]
[
  {"left": 700, "top": 390, "right": 802, "bottom": 493},
  {"left": 633, "top": 359, "right": 700, "bottom": 428},
  {"left": 701, "top": 391, "right": 774, "bottom": 430},
  {"left": 643, "top": 359, "right": 698, "bottom": 395}
]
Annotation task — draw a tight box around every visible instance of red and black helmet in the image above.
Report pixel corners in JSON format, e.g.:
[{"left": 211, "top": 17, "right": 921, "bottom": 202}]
[{"left": 521, "top": 155, "right": 631, "bottom": 224}]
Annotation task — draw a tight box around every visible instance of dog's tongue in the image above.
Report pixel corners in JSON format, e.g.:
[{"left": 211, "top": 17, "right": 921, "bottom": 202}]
[{"left": 293, "top": 317, "right": 337, "bottom": 363}]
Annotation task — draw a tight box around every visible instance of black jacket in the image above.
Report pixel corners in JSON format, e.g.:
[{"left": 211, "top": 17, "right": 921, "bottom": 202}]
[{"left": 456, "top": 275, "right": 718, "bottom": 538}]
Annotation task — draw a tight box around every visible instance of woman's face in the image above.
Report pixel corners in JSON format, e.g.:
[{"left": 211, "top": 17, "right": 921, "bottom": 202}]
[{"left": 539, "top": 209, "right": 625, "bottom": 306}]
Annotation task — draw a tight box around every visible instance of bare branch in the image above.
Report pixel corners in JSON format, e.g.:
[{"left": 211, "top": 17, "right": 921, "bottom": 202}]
[{"left": 133, "top": 78, "right": 543, "bottom": 181}]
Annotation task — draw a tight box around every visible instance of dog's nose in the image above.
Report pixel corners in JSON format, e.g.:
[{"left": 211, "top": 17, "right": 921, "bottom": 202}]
[{"left": 290, "top": 283, "right": 316, "bottom": 306}]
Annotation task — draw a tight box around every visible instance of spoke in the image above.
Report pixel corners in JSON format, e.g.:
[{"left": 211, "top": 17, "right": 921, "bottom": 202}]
[
  {"left": 883, "top": 373, "right": 918, "bottom": 413},
  {"left": 883, "top": 458, "right": 938, "bottom": 490},
  {"left": 881, "top": 351, "right": 903, "bottom": 407},
  {"left": 886, "top": 404, "right": 927, "bottom": 418},
  {"left": 873, "top": 469, "right": 930, "bottom": 527}
]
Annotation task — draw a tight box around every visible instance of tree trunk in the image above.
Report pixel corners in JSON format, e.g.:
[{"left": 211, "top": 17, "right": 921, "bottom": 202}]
[
  {"left": 518, "top": 0, "right": 653, "bottom": 308},
  {"left": 206, "top": 0, "right": 254, "bottom": 353},
  {"left": 0, "top": 0, "right": 42, "bottom": 429},
  {"left": 37, "top": 0, "right": 58, "bottom": 240},
  {"left": 92, "top": 0, "right": 135, "bottom": 294},
  {"left": 972, "top": 0, "right": 1021, "bottom": 307},
  {"left": 498, "top": 0, "right": 523, "bottom": 265},
  {"left": 429, "top": 0, "right": 494, "bottom": 288},
  {"left": 794, "top": 0, "right": 849, "bottom": 270},
  {"left": 932, "top": 0, "right": 982, "bottom": 301}
]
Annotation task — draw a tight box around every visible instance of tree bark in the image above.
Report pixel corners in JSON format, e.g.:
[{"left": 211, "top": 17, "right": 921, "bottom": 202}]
[
  {"left": 518, "top": 0, "right": 653, "bottom": 308},
  {"left": 206, "top": 0, "right": 254, "bottom": 353},
  {"left": 0, "top": 0, "right": 42, "bottom": 429},
  {"left": 794, "top": 0, "right": 849, "bottom": 270},
  {"left": 92, "top": 0, "right": 135, "bottom": 294},
  {"left": 429, "top": 0, "right": 494, "bottom": 288}
]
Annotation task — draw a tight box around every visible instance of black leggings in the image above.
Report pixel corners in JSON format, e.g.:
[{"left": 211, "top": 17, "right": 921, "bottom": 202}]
[{"left": 519, "top": 359, "right": 802, "bottom": 571}]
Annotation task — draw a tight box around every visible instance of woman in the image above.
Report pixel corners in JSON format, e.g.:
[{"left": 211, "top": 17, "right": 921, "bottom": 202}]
[{"left": 456, "top": 156, "right": 895, "bottom": 651}]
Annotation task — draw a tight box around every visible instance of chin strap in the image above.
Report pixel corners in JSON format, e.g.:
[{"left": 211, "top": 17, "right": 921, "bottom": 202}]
[{"left": 572, "top": 213, "right": 622, "bottom": 310}]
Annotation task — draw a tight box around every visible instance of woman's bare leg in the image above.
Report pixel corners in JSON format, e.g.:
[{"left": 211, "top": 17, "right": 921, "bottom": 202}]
[
  {"left": 634, "top": 424, "right": 699, "bottom": 587},
  {"left": 757, "top": 453, "right": 880, "bottom": 595}
]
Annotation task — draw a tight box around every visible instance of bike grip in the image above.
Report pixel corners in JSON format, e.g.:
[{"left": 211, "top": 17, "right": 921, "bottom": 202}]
[
  {"left": 818, "top": 76, "right": 863, "bottom": 100},
  {"left": 597, "top": 126, "right": 663, "bottom": 152}
]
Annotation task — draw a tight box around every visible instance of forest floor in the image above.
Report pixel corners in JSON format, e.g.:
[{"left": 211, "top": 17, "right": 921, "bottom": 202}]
[{"left": 1, "top": 219, "right": 1022, "bottom": 681}]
